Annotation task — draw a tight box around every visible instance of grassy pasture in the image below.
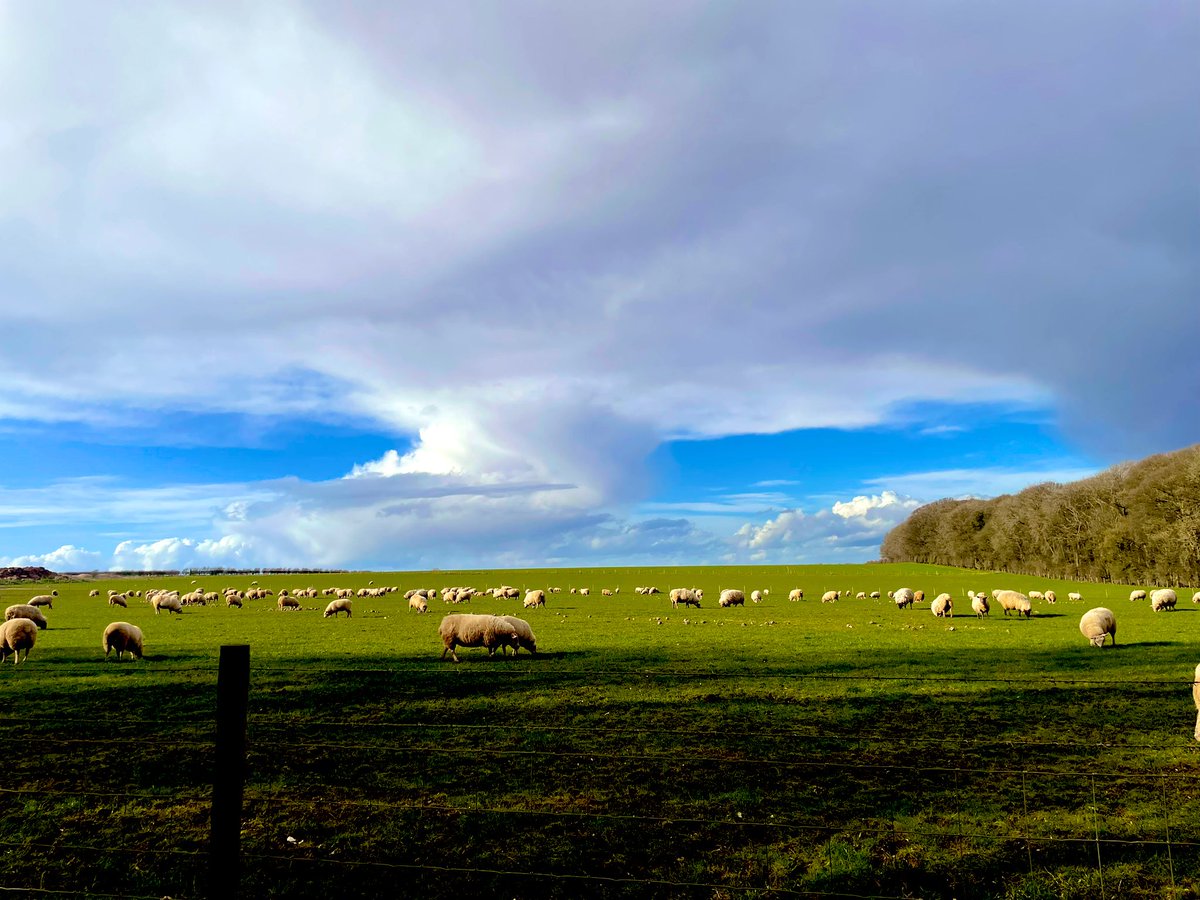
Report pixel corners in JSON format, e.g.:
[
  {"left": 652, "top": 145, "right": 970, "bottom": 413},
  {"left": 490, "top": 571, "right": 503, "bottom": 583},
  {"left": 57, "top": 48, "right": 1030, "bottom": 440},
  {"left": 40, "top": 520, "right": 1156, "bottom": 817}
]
[{"left": 2, "top": 562, "right": 1200, "bottom": 898}]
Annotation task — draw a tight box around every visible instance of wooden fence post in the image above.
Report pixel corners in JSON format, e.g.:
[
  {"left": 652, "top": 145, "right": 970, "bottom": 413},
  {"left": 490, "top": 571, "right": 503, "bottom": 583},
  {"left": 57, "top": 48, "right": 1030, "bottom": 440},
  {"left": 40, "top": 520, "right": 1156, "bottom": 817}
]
[{"left": 210, "top": 644, "right": 250, "bottom": 900}]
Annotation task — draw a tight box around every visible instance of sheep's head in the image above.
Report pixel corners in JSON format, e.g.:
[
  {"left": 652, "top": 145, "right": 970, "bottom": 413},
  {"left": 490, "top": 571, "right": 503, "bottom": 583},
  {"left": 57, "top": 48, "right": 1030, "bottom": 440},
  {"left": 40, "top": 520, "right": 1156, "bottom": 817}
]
[{"left": 1089, "top": 633, "right": 1107, "bottom": 647}]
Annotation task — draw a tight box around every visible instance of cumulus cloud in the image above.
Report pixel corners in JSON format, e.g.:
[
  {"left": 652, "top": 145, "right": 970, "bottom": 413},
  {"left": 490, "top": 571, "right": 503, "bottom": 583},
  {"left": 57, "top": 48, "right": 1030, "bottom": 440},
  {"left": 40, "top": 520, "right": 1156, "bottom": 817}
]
[
  {"left": 110, "top": 535, "right": 259, "bottom": 571},
  {"left": 1, "top": 544, "right": 103, "bottom": 571}
]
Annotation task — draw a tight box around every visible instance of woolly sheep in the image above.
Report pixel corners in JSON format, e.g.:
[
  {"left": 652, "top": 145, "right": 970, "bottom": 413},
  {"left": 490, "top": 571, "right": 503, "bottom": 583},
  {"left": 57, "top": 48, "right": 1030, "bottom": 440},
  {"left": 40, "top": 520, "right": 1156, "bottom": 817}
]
[
  {"left": 855, "top": 592, "right": 867, "bottom": 600},
  {"left": 103, "top": 622, "right": 144, "bottom": 660},
  {"left": 971, "top": 594, "right": 990, "bottom": 617},
  {"left": 1193, "top": 592, "right": 1200, "bottom": 605},
  {"left": 578, "top": 588, "right": 590, "bottom": 596},
  {"left": 995, "top": 590, "right": 1032, "bottom": 618},
  {"left": 438, "top": 614, "right": 520, "bottom": 662},
  {"left": 0, "top": 618, "right": 38, "bottom": 665},
  {"left": 1194, "top": 663, "right": 1200, "bottom": 742},
  {"left": 913, "top": 590, "right": 925, "bottom": 603},
  {"left": 1079, "top": 608, "right": 1116, "bottom": 647},
  {"left": 750, "top": 590, "right": 764, "bottom": 604},
  {"left": 1028, "top": 591, "right": 1044, "bottom": 601},
  {"left": 523, "top": 590, "right": 546, "bottom": 609},
  {"left": 869, "top": 591, "right": 881, "bottom": 599},
  {"left": 1130, "top": 589, "right": 1147, "bottom": 602},
  {"left": 821, "top": 590, "right": 839, "bottom": 603},
  {"left": 226, "top": 595, "right": 242, "bottom": 608},
  {"left": 670, "top": 588, "right": 700, "bottom": 608},
  {"left": 893, "top": 588, "right": 915, "bottom": 610},
  {"left": 5, "top": 605, "right": 48, "bottom": 630},
  {"left": 409, "top": 596, "right": 428, "bottom": 613},
  {"left": 931, "top": 593, "right": 953, "bottom": 618},
  {"left": 1068, "top": 592, "right": 1082, "bottom": 602},
  {"left": 601, "top": 589, "right": 614, "bottom": 596},
  {"left": 718, "top": 589, "right": 745, "bottom": 608},
  {"left": 1151, "top": 589, "right": 1178, "bottom": 612},
  {"left": 109, "top": 593, "right": 128, "bottom": 608},
  {"left": 278, "top": 596, "right": 301, "bottom": 612},
  {"left": 324, "top": 598, "right": 353, "bottom": 618},
  {"left": 152, "top": 594, "right": 183, "bottom": 615},
  {"left": 788, "top": 588, "right": 804, "bottom": 602},
  {"left": 498, "top": 615, "right": 538, "bottom": 655},
  {"left": 1044, "top": 590, "right": 1057, "bottom": 604},
  {"left": 88, "top": 589, "right": 100, "bottom": 597},
  {"left": 28, "top": 591, "right": 57, "bottom": 608}
]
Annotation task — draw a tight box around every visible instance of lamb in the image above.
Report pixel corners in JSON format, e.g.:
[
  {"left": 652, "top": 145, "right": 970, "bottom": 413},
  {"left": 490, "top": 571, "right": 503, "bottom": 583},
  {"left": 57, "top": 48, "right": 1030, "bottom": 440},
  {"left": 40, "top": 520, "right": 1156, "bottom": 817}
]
[
  {"left": 498, "top": 616, "right": 538, "bottom": 655},
  {"left": 821, "top": 590, "right": 839, "bottom": 603},
  {"left": 28, "top": 591, "right": 57, "bottom": 608},
  {"left": 931, "top": 593, "right": 953, "bottom": 618},
  {"left": 108, "top": 593, "right": 128, "bottom": 608},
  {"left": 438, "top": 614, "right": 520, "bottom": 662},
  {"left": 278, "top": 596, "right": 301, "bottom": 611},
  {"left": 893, "top": 589, "right": 915, "bottom": 610},
  {"left": 409, "top": 596, "right": 428, "bottom": 613},
  {"left": 152, "top": 594, "right": 184, "bottom": 615},
  {"left": 1130, "top": 589, "right": 1147, "bottom": 602},
  {"left": 670, "top": 588, "right": 700, "bottom": 608},
  {"left": 718, "top": 589, "right": 745, "bottom": 608},
  {"left": 995, "top": 590, "right": 1032, "bottom": 618},
  {"left": 788, "top": 588, "right": 804, "bottom": 602},
  {"left": 1079, "top": 608, "right": 1116, "bottom": 647},
  {"left": 523, "top": 590, "right": 546, "bottom": 609},
  {"left": 1068, "top": 592, "right": 1082, "bottom": 602},
  {"left": 4, "top": 605, "right": 48, "bottom": 630},
  {"left": 324, "top": 598, "right": 353, "bottom": 618},
  {"left": 0, "top": 618, "right": 38, "bottom": 664},
  {"left": 971, "top": 594, "right": 990, "bottom": 617},
  {"left": 103, "top": 622, "right": 144, "bottom": 660},
  {"left": 1150, "top": 589, "right": 1178, "bottom": 612}
]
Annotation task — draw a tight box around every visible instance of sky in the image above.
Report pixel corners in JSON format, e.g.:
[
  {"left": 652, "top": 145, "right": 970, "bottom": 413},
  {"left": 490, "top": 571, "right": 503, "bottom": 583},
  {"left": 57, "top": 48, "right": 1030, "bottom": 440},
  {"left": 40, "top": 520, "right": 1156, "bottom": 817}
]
[{"left": 0, "top": 2, "right": 1196, "bottom": 572}]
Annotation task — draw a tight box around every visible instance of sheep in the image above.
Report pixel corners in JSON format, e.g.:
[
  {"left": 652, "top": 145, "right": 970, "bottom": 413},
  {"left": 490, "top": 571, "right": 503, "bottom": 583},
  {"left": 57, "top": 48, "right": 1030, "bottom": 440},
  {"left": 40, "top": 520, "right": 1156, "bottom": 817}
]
[
  {"left": 1130, "top": 589, "right": 1147, "bottom": 602},
  {"left": 971, "top": 594, "right": 990, "bottom": 617},
  {"left": 893, "top": 589, "right": 915, "bottom": 610},
  {"left": 28, "top": 591, "right": 57, "bottom": 608},
  {"left": 523, "top": 590, "right": 546, "bottom": 609},
  {"left": 644, "top": 586, "right": 661, "bottom": 594},
  {"left": 152, "top": 594, "right": 183, "bottom": 615},
  {"left": 0, "top": 618, "right": 38, "bottom": 665},
  {"left": 88, "top": 589, "right": 100, "bottom": 597},
  {"left": 670, "top": 588, "right": 700, "bottom": 608},
  {"left": 995, "top": 590, "right": 1032, "bottom": 618},
  {"left": 1193, "top": 591, "right": 1200, "bottom": 605},
  {"left": 1150, "top": 589, "right": 1178, "bottom": 612},
  {"left": 438, "top": 614, "right": 520, "bottom": 662},
  {"left": 856, "top": 591, "right": 868, "bottom": 600},
  {"left": 4, "top": 605, "right": 48, "bottom": 630},
  {"left": 324, "top": 598, "right": 353, "bottom": 618},
  {"left": 718, "top": 589, "right": 745, "bottom": 608},
  {"left": 1028, "top": 591, "right": 1044, "bottom": 601},
  {"left": 821, "top": 590, "right": 839, "bottom": 603},
  {"left": 750, "top": 590, "right": 765, "bottom": 604},
  {"left": 498, "top": 615, "right": 538, "bottom": 656},
  {"left": 1044, "top": 590, "right": 1057, "bottom": 604},
  {"left": 788, "top": 588, "right": 804, "bottom": 602},
  {"left": 1079, "top": 608, "right": 1116, "bottom": 648},
  {"left": 103, "top": 622, "right": 144, "bottom": 660},
  {"left": 913, "top": 590, "right": 925, "bottom": 603},
  {"left": 1194, "top": 663, "right": 1200, "bottom": 741},
  {"left": 931, "top": 593, "right": 953, "bottom": 618},
  {"left": 601, "top": 589, "right": 614, "bottom": 596},
  {"left": 108, "top": 593, "right": 128, "bottom": 608},
  {"left": 1068, "top": 592, "right": 1082, "bottom": 602},
  {"left": 278, "top": 596, "right": 301, "bottom": 612},
  {"left": 226, "top": 595, "right": 243, "bottom": 608},
  {"left": 409, "top": 596, "right": 428, "bottom": 613},
  {"left": 578, "top": 588, "right": 591, "bottom": 596},
  {"left": 869, "top": 591, "right": 881, "bottom": 599}
]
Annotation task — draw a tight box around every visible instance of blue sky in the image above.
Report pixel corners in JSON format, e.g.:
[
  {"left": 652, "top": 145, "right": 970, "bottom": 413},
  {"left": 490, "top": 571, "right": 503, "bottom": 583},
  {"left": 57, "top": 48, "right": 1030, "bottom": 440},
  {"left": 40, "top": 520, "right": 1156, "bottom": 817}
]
[{"left": 0, "top": 2, "right": 1195, "bottom": 572}]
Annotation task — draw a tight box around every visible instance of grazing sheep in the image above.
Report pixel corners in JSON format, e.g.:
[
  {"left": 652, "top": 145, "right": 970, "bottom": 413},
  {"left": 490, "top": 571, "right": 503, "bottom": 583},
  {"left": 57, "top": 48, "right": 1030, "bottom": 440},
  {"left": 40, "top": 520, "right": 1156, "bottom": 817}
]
[
  {"left": 28, "top": 591, "right": 57, "bottom": 608},
  {"left": 523, "top": 590, "right": 546, "bottom": 609},
  {"left": 893, "top": 589, "right": 915, "bottom": 610},
  {"left": 1044, "top": 590, "right": 1057, "bottom": 604},
  {"left": 438, "top": 614, "right": 520, "bottom": 662},
  {"left": 1130, "top": 589, "right": 1147, "bottom": 602},
  {"left": 913, "top": 590, "right": 925, "bottom": 603},
  {"left": 971, "top": 594, "right": 990, "bottom": 617},
  {"left": 995, "top": 590, "right": 1032, "bottom": 618},
  {"left": 788, "top": 588, "right": 804, "bottom": 602},
  {"left": 102, "top": 622, "right": 144, "bottom": 660},
  {"left": 931, "top": 593, "right": 953, "bottom": 618},
  {"left": 226, "top": 595, "right": 242, "bottom": 608},
  {"left": 869, "top": 591, "right": 881, "bottom": 599},
  {"left": 409, "top": 596, "right": 428, "bottom": 613},
  {"left": 1028, "top": 591, "right": 1044, "bottom": 601},
  {"left": 1079, "top": 608, "right": 1116, "bottom": 648},
  {"left": 670, "top": 588, "right": 700, "bottom": 608},
  {"left": 855, "top": 591, "right": 867, "bottom": 600},
  {"left": 108, "top": 594, "right": 128, "bottom": 608},
  {"left": 152, "top": 594, "right": 183, "bottom": 615},
  {"left": 0, "top": 618, "right": 38, "bottom": 665},
  {"left": 718, "top": 589, "right": 745, "bottom": 608},
  {"left": 821, "top": 590, "right": 839, "bottom": 603},
  {"left": 1193, "top": 591, "right": 1200, "bottom": 605},
  {"left": 750, "top": 590, "right": 764, "bottom": 604},
  {"left": 88, "top": 589, "right": 100, "bottom": 597},
  {"left": 1194, "top": 663, "right": 1200, "bottom": 741},
  {"left": 324, "top": 599, "right": 353, "bottom": 618},
  {"left": 4, "top": 605, "right": 48, "bottom": 630},
  {"left": 601, "top": 589, "right": 614, "bottom": 596},
  {"left": 1151, "top": 589, "right": 1178, "bottom": 612},
  {"left": 578, "top": 588, "right": 591, "bottom": 596},
  {"left": 1068, "top": 592, "right": 1082, "bottom": 602},
  {"left": 278, "top": 596, "right": 301, "bottom": 612},
  {"left": 498, "top": 615, "right": 538, "bottom": 655}
]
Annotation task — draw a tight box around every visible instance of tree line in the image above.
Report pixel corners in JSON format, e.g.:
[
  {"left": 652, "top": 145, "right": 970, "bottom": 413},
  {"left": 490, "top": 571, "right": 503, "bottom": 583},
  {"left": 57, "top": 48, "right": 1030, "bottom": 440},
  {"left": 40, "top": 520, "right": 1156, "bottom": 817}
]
[{"left": 880, "top": 444, "right": 1200, "bottom": 586}]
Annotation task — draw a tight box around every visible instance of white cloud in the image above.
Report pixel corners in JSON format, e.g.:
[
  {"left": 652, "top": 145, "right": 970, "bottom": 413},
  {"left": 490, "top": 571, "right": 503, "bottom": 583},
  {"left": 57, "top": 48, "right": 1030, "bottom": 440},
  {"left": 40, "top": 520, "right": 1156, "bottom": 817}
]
[
  {"left": 110, "top": 535, "right": 259, "bottom": 571},
  {"left": 864, "top": 466, "right": 1101, "bottom": 501},
  {"left": 1, "top": 544, "right": 102, "bottom": 570},
  {"left": 832, "top": 491, "right": 919, "bottom": 521}
]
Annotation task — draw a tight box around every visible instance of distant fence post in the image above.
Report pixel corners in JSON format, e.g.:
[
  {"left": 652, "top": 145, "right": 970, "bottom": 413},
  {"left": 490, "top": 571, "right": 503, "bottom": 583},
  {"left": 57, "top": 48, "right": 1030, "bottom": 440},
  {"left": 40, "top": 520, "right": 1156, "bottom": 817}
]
[{"left": 210, "top": 644, "right": 250, "bottom": 900}]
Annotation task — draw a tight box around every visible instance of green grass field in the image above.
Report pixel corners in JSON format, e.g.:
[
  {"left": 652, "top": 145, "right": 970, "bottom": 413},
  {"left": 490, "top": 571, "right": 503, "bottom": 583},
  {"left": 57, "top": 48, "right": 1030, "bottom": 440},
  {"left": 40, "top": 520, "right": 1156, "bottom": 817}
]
[{"left": 2, "top": 563, "right": 1199, "bottom": 899}]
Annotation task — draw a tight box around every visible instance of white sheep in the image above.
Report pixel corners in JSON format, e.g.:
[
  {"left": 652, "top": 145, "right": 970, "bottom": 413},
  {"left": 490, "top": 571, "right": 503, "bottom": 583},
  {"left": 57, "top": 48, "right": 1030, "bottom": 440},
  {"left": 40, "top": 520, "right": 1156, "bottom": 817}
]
[
  {"left": 498, "top": 615, "right": 538, "bottom": 655},
  {"left": 88, "top": 589, "right": 100, "bottom": 597},
  {"left": 971, "top": 594, "right": 989, "bottom": 617},
  {"left": 109, "top": 593, "right": 128, "bottom": 608},
  {"left": 438, "top": 614, "right": 520, "bottom": 662},
  {"left": 1194, "top": 663, "right": 1200, "bottom": 742},
  {"left": 152, "top": 594, "right": 183, "bottom": 615},
  {"left": 601, "top": 589, "right": 614, "bottom": 596},
  {"left": 1130, "top": 589, "right": 1147, "bottom": 602},
  {"left": 103, "top": 622, "right": 144, "bottom": 660},
  {"left": 718, "top": 589, "right": 745, "bottom": 608},
  {"left": 856, "top": 591, "right": 867, "bottom": 600},
  {"left": 931, "top": 593, "right": 953, "bottom": 618},
  {"left": 1079, "top": 608, "right": 1116, "bottom": 647},
  {"left": 893, "top": 588, "right": 915, "bottom": 610},
  {"left": 278, "top": 596, "right": 301, "bottom": 612},
  {"left": 670, "top": 588, "right": 700, "bottom": 608},
  {"left": 324, "top": 599, "right": 353, "bottom": 618},
  {"left": 1193, "top": 591, "right": 1200, "bottom": 605},
  {"left": 1068, "top": 592, "right": 1082, "bottom": 602},
  {"left": 523, "top": 590, "right": 546, "bottom": 609},
  {"left": 1028, "top": 591, "right": 1044, "bottom": 601},
  {"left": 995, "top": 590, "right": 1032, "bottom": 618},
  {"left": 0, "top": 618, "right": 38, "bottom": 664},
  {"left": 4, "top": 605, "right": 48, "bottom": 630},
  {"left": 578, "top": 588, "right": 591, "bottom": 596},
  {"left": 28, "top": 591, "right": 57, "bottom": 608},
  {"left": 1150, "top": 589, "right": 1178, "bottom": 612},
  {"left": 750, "top": 590, "right": 764, "bottom": 604},
  {"left": 869, "top": 591, "right": 881, "bottom": 599},
  {"left": 788, "top": 588, "right": 804, "bottom": 602},
  {"left": 226, "top": 595, "right": 243, "bottom": 608},
  {"left": 409, "top": 596, "right": 428, "bottom": 613},
  {"left": 821, "top": 590, "right": 839, "bottom": 603},
  {"left": 1044, "top": 590, "right": 1057, "bottom": 604}
]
